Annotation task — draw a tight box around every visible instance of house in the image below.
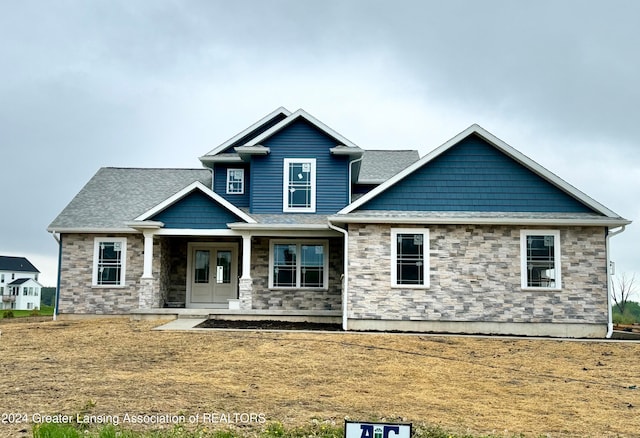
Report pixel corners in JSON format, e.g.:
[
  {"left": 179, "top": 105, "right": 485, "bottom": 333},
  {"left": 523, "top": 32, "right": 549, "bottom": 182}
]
[
  {"left": 47, "top": 107, "right": 631, "bottom": 337},
  {"left": 0, "top": 256, "right": 42, "bottom": 311}
]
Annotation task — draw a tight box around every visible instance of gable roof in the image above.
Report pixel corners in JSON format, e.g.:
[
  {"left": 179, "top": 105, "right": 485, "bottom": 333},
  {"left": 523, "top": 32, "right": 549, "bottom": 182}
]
[
  {"left": 339, "top": 124, "right": 628, "bottom": 221},
  {"left": 244, "top": 109, "right": 363, "bottom": 154},
  {"left": 8, "top": 277, "right": 42, "bottom": 286},
  {"left": 48, "top": 168, "right": 213, "bottom": 232},
  {"left": 134, "top": 181, "right": 256, "bottom": 224},
  {"left": 0, "top": 256, "right": 39, "bottom": 273}
]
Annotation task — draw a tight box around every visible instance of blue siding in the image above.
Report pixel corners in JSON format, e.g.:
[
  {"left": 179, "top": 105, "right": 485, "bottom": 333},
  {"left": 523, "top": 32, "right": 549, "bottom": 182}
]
[
  {"left": 358, "top": 134, "right": 596, "bottom": 213},
  {"left": 151, "top": 191, "right": 244, "bottom": 229},
  {"left": 250, "top": 119, "right": 350, "bottom": 214},
  {"left": 213, "top": 163, "right": 250, "bottom": 208},
  {"left": 220, "top": 112, "right": 289, "bottom": 154}
]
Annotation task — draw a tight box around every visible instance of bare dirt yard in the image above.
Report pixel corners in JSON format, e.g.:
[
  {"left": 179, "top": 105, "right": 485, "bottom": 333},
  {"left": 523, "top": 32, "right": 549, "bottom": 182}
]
[{"left": 1, "top": 317, "right": 639, "bottom": 437}]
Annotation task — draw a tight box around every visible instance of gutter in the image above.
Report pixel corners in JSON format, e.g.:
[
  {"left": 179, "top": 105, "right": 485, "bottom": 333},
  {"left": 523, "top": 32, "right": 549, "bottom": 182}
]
[
  {"left": 327, "top": 220, "right": 349, "bottom": 331},
  {"left": 606, "top": 225, "right": 627, "bottom": 338}
]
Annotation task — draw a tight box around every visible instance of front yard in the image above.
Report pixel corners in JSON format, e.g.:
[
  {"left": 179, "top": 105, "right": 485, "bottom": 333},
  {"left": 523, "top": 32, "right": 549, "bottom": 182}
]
[{"left": 0, "top": 318, "right": 638, "bottom": 437}]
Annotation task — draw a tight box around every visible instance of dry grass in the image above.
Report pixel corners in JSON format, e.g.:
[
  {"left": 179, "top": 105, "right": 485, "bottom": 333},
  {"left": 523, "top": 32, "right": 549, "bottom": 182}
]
[{"left": 1, "top": 318, "right": 639, "bottom": 437}]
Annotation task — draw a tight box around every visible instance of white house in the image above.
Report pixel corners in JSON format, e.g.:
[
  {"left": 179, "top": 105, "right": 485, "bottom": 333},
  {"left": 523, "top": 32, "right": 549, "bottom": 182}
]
[{"left": 0, "top": 256, "right": 42, "bottom": 311}]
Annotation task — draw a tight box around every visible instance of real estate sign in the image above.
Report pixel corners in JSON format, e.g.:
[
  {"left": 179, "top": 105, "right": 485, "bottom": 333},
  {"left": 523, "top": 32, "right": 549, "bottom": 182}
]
[{"left": 345, "top": 421, "right": 412, "bottom": 438}]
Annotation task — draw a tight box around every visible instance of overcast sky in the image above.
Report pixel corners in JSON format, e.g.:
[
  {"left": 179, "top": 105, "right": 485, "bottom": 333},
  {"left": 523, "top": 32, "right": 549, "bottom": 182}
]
[{"left": 1, "top": 0, "right": 638, "bottom": 289}]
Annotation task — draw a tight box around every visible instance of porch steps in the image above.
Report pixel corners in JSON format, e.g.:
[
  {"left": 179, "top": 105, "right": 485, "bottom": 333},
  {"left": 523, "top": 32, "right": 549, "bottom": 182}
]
[{"left": 131, "top": 308, "right": 342, "bottom": 325}]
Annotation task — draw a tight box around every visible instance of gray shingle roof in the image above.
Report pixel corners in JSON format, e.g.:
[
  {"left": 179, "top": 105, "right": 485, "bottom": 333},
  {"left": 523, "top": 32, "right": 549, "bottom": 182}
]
[
  {"left": 357, "top": 150, "right": 420, "bottom": 184},
  {"left": 48, "top": 168, "right": 212, "bottom": 230},
  {"left": 0, "top": 256, "right": 39, "bottom": 273}
]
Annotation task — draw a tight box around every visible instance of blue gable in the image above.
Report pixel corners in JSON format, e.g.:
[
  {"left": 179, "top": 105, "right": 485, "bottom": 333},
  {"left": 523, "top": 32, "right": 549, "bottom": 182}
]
[
  {"left": 151, "top": 190, "right": 245, "bottom": 229},
  {"left": 250, "top": 118, "right": 350, "bottom": 214},
  {"left": 357, "top": 134, "right": 597, "bottom": 213}
]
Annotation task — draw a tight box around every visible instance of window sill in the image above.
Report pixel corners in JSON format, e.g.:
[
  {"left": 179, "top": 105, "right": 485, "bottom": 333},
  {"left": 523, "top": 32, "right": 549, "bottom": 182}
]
[
  {"left": 391, "top": 284, "right": 430, "bottom": 289},
  {"left": 91, "top": 284, "right": 127, "bottom": 289},
  {"left": 269, "top": 287, "right": 328, "bottom": 292},
  {"left": 521, "top": 287, "right": 562, "bottom": 292}
]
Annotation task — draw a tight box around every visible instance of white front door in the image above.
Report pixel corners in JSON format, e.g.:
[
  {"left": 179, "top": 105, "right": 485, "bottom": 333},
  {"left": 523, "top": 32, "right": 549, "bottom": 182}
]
[{"left": 188, "top": 243, "right": 238, "bottom": 307}]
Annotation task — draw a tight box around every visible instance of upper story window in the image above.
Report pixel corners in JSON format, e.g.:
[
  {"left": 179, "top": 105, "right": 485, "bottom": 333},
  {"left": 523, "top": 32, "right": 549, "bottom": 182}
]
[
  {"left": 391, "top": 228, "right": 430, "bottom": 288},
  {"left": 520, "top": 230, "right": 561, "bottom": 290},
  {"left": 283, "top": 158, "right": 316, "bottom": 212},
  {"left": 92, "top": 237, "right": 127, "bottom": 287},
  {"left": 226, "top": 169, "right": 245, "bottom": 194}
]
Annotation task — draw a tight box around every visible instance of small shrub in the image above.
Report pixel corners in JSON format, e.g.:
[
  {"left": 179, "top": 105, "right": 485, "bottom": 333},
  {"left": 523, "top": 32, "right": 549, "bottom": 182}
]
[
  {"left": 30, "top": 309, "right": 41, "bottom": 316},
  {"left": 2, "top": 310, "right": 14, "bottom": 318}
]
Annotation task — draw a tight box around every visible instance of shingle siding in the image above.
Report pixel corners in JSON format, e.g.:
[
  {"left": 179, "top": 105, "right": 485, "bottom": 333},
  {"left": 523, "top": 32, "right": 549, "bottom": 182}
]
[
  {"left": 151, "top": 191, "right": 243, "bottom": 229},
  {"left": 250, "top": 119, "right": 350, "bottom": 214},
  {"left": 358, "top": 134, "right": 597, "bottom": 213}
]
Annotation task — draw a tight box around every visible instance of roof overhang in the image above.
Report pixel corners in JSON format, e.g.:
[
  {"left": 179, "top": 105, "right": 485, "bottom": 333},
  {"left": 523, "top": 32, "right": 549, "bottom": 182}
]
[
  {"left": 234, "top": 145, "right": 270, "bottom": 160},
  {"left": 47, "top": 227, "right": 139, "bottom": 234},
  {"left": 198, "top": 155, "right": 244, "bottom": 164},
  {"left": 330, "top": 145, "right": 364, "bottom": 157}
]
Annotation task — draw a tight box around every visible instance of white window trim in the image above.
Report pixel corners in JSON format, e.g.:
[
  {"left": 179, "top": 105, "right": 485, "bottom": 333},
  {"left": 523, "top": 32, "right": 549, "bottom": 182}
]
[
  {"left": 520, "top": 229, "right": 562, "bottom": 291},
  {"left": 391, "top": 228, "right": 430, "bottom": 289},
  {"left": 283, "top": 158, "right": 316, "bottom": 213},
  {"left": 268, "top": 239, "right": 329, "bottom": 290},
  {"left": 226, "top": 168, "right": 245, "bottom": 195},
  {"left": 92, "top": 237, "right": 127, "bottom": 287}
]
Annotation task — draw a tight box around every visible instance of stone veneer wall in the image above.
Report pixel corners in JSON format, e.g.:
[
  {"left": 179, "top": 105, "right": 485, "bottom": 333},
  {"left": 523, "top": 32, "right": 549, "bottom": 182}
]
[
  {"left": 58, "top": 233, "right": 160, "bottom": 314},
  {"left": 347, "top": 224, "right": 608, "bottom": 324},
  {"left": 250, "top": 237, "right": 343, "bottom": 310}
]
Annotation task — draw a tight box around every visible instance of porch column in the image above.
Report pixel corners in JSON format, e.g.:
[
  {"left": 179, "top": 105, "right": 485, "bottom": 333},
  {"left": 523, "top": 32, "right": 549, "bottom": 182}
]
[
  {"left": 142, "top": 230, "right": 155, "bottom": 279},
  {"left": 239, "top": 233, "right": 253, "bottom": 310}
]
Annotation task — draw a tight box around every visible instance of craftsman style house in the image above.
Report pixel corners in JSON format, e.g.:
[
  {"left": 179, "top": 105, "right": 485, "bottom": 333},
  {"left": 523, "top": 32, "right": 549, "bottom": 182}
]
[
  {"left": 0, "top": 256, "right": 42, "bottom": 311},
  {"left": 48, "top": 107, "right": 630, "bottom": 337}
]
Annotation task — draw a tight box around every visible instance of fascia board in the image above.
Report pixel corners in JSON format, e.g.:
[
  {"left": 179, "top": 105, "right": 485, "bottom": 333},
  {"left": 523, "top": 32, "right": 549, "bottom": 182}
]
[
  {"left": 244, "top": 109, "right": 359, "bottom": 149},
  {"left": 328, "top": 215, "right": 632, "bottom": 227},
  {"left": 201, "top": 107, "right": 291, "bottom": 157},
  {"left": 135, "top": 181, "right": 257, "bottom": 224},
  {"left": 47, "top": 227, "right": 138, "bottom": 234},
  {"left": 228, "top": 222, "right": 330, "bottom": 230}
]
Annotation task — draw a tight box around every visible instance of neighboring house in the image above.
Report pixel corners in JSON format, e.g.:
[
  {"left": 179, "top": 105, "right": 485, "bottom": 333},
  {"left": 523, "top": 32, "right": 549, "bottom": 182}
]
[
  {"left": 0, "top": 256, "right": 42, "bottom": 311},
  {"left": 47, "top": 107, "right": 631, "bottom": 337}
]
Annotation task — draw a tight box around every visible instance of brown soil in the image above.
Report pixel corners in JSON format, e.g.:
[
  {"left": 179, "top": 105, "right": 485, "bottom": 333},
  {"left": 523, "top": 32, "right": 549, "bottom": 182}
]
[{"left": 1, "top": 317, "right": 639, "bottom": 437}]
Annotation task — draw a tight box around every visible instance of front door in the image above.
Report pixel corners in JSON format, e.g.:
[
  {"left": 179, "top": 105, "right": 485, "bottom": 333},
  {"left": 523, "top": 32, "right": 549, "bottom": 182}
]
[{"left": 188, "top": 243, "right": 238, "bottom": 307}]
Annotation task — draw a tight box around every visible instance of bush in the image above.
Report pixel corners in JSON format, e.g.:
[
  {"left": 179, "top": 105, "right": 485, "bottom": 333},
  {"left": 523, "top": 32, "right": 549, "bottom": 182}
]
[{"left": 2, "top": 310, "right": 14, "bottom": 318}]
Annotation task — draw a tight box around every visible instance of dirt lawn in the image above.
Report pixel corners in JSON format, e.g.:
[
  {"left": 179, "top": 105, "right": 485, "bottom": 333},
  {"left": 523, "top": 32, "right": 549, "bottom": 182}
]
[{"left": 0, "top": 318, "right": 639, "bottom": 438}]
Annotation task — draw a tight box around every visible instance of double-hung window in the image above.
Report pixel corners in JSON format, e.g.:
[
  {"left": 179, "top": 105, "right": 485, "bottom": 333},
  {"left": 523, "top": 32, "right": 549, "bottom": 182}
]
[
  {"left": 391, "top": 228, "right": 430, "bottom": 288},
  {"left": 520, "top": 230, "right": 561, "bottom": 290},
  {"left": 92, "top": 237, "right": 127, "bottom": 286},
  {"left": 269, "top": 240, "right": 328, "bottom": 289},
  {"left": 226, "top": 168, "right": 245, "bottom": 194},
  {"left": 283, "top": 158, "right": 316, "bottom": 212}
]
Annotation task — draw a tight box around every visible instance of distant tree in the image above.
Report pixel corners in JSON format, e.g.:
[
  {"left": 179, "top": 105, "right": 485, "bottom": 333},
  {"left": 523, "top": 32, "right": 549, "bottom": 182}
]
[
  {"left": 40, "top": 287, "right": 57, "bottom": 307},
  {"left": 611, "top": 273, "right": 638, "bottom": 315}
]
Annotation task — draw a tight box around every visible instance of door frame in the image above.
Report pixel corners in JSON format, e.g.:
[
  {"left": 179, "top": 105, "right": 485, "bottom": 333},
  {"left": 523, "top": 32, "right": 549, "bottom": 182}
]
[{"left": 186, "top": 242, "right": 239, "bottom": 308}]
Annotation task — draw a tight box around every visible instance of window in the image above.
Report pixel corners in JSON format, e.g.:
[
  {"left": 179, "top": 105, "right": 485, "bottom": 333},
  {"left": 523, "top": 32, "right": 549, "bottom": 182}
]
[
  {"left": 520, "top": 230, "right": 561, "bottom": 289},
  {"left": 1, "top": 274, "right": 4, "bottom": 283},
  {"left": 283, "top": 158, "right": 316, "bottom": 212},
  {"left": 391, "top": 228, "right": 429, "bottom": 288},
  {"left": 92, "top": 238, "right": 127, "bottom": 286},
  {"left": 226, "top": 168, "right": 245, "bottom": 194},
  {"left": 23, "top": 287, "right": 28, "bottom": 296},
  {"left": 269, "top": 240, "right": 328, "bottom": 288},
  {"left": 27, "top": 302, "right": 33, "bottom": 310}
]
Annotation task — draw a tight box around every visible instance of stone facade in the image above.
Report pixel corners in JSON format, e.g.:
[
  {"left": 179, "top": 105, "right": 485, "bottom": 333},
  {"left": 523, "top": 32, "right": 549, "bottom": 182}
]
[
  {"left": 347, "top": 224, "right": 608, "bottom": 325},
  {"left": 58, "top": 233, "right": 159, "bottom": 314},
  {"left": 250, "top": 237, "right": 343, "bottom": 311}
]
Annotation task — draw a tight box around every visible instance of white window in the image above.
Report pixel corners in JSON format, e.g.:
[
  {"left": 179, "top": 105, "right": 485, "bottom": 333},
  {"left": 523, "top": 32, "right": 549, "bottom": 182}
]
[
  {"left": 27, "top": 302, "right": 33, "bottom": 310},
  {"left": 520, "top": 230, "right": 561, "bottom": 290},
  {"left": 269, "top": 240, "right": 328, "bottom": 289},
  {"left": 283, "top": 158, "right": 316, "bottom": 212},
  {"left": 92, "top": 238, "right": 127, "bottom": 286},
  {"left": 226, "top": 168, "right": 245, "bottom": 194},
  {"left": 391, "top": 228, "right": 430, "bottom": 288}
]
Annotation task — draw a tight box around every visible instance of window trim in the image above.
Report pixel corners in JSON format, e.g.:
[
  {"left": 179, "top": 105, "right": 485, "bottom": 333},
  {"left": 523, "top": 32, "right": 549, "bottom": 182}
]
[
  {"left": 391, "top": 228, "right": 430, "bottom": 289},
  {"left": 226, "top": 168, "right": 245, "bottom": 195},
  {"left": 268, "top": 239, "right": 329, "bottom": 290},
  {"left": 520, "top": 229, "right": 562, "bottom": 291},
  {"left": 92, "top": 237, "right": 127, "bottom": 287},
  {"left": 283, "top": 158, "right": 316, "bottom": 213}
]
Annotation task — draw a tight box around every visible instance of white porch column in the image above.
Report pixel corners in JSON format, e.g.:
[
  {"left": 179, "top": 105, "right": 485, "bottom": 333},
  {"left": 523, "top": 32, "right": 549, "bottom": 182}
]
[
  {"left": 142, "top": 230, "right": 155, "bottom": 279},
  {"left": 241, "top": 233, "right": 252, "bottom": 280}
]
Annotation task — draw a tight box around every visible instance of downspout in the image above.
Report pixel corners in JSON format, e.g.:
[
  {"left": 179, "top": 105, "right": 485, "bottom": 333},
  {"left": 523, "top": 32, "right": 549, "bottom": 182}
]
[
  {"left": 348, "top": 156, "right": 364, "bottom": 204},
  {"left": 51, "top": 233, "right": 62, "bottom": 321},
  {"left": 328, "top": 221, "right": 349, "bottom": 331},
  {"left": 606, "top": 225, "right": 626, "bottom": 338}
]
